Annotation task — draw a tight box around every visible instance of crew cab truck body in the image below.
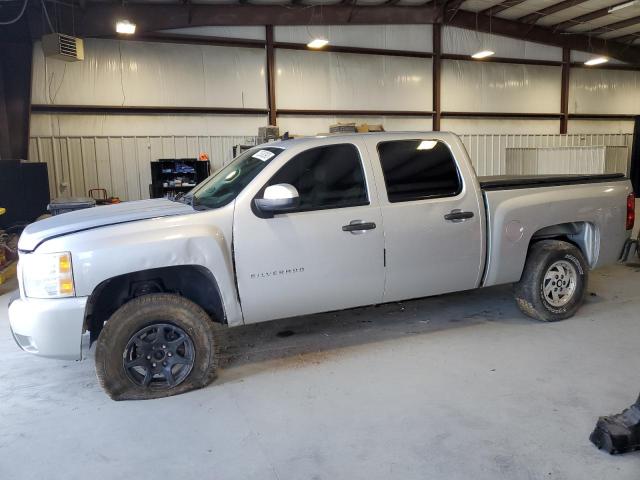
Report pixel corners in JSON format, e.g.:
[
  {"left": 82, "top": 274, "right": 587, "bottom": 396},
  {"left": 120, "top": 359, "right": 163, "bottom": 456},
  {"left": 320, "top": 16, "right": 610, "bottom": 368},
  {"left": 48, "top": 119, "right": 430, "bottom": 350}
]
[{"left": 8, "top": 132, "right": 634, "bottom": 399}]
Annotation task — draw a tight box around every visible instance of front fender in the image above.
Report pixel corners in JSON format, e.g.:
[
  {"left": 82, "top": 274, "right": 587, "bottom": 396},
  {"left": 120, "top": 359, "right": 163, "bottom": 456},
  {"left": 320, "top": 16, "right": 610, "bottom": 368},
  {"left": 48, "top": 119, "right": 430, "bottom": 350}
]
[{"left": 34, "top": 203, "right": 243, "bottom": 326}]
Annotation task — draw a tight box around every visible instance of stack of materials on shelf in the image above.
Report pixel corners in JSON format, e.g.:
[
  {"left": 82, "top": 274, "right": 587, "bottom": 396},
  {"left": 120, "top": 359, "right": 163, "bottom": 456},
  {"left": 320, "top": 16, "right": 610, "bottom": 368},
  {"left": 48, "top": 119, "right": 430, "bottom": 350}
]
[
  {"left": 329, "top": 122, "right": 357, "bottom": 134},
  {"left": 258, "top": 126, "right": 280, "bottom": 144},
  {"left": 329, "top": 122, "right": 385, "bottom": 134}
]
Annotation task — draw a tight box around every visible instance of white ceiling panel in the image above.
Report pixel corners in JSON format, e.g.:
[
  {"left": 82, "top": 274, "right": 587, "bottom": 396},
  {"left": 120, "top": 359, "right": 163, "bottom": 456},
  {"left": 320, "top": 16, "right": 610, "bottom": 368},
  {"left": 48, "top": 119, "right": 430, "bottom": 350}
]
[
  {"left": 536, "top": 0, "right": 620, "bottom": 26},
  {"left": 567, "top": 5, "right": 640, "bottom": 32},
  {"left": 599, "top": 25, "right": 640, "bottom": 38},
  {"left": 459, "top": 0, "right": 505, "bottom": 13},
  {"left": 496, "top": 0, "right": 557, "bottom": 20}
]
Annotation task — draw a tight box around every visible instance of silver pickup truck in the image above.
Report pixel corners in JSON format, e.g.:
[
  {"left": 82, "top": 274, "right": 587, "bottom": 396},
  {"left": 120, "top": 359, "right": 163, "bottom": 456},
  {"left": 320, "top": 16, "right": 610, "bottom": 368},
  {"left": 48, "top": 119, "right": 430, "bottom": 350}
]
[{"left": 8, "top": 132, "right": 635, "bottom": 400}]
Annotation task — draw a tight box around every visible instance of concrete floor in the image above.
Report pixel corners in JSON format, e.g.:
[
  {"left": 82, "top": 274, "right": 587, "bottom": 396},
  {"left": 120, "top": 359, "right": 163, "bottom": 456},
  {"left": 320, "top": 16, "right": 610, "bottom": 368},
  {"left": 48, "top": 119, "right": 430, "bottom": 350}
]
[{"left": 1, "top": 264, "right": 640, "bottom": 479}]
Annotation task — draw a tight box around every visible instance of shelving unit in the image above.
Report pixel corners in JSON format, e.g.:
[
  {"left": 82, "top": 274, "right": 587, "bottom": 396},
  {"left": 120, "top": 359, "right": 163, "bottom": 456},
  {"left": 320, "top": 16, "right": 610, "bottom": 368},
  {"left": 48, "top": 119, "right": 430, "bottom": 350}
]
[{"left": 149, "top": 158, "right": 210, "bottom": 199}]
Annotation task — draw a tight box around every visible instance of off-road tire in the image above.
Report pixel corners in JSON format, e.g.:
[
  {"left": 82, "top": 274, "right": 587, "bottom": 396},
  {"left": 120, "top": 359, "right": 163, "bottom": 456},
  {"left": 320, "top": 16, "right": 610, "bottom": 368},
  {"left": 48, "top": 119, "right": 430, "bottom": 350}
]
[
  {"left": 95, "top": 293, "right": 221, "bottom": 400},
  {"left": 514, "top": 240, "right": 588, "bottom": 322}
]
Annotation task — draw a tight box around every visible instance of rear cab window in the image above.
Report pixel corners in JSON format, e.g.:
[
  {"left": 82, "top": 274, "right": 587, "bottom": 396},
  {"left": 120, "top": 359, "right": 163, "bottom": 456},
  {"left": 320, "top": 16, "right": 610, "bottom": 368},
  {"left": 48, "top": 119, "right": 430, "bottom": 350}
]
[
  {"left": 265, "top": 143, "right": 369, "bottom": 212},
  {"left": 377, "top": 139, "right": 462, "bottom": 203}
]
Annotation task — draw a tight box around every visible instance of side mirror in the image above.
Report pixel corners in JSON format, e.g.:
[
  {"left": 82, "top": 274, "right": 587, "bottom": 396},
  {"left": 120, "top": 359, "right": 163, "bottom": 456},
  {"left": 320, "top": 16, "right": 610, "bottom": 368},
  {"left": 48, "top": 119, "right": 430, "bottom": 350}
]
[{"left": 254, "top": 183, "right": 300, "bottom": 215}]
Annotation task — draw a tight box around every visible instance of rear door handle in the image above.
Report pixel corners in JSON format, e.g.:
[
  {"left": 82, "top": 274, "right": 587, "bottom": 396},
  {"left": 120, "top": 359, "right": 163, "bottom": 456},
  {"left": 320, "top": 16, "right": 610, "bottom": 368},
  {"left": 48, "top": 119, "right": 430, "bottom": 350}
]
[
  {"left": 342, "top": 220, "right": 376, "bottom": 233},
  {"left": 444, "top": 210, "right": 474, "bottom": 222}
]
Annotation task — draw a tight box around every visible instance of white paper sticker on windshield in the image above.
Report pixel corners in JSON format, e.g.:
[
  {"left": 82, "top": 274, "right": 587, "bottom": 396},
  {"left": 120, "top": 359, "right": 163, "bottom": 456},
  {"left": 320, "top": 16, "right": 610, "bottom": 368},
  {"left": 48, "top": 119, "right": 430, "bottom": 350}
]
[{"left": 252, "top": 150, "right": 275, "bottom": 161}]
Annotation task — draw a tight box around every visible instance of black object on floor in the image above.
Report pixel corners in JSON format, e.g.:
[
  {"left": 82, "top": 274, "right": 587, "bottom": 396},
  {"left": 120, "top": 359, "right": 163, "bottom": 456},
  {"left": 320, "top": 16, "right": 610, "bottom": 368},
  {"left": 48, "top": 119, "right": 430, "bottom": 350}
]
[
  {"left": 0, "top": 160, "right": 49, "bottom": 228},
  {"left": 630, "top": 116, "right": 640, "bottom": 194},
  {"left": 276, "top": 330, "right": 295, "bottom": 338},
  {"left": 590, "top": 395, "right": 640, "bottom": 454}
]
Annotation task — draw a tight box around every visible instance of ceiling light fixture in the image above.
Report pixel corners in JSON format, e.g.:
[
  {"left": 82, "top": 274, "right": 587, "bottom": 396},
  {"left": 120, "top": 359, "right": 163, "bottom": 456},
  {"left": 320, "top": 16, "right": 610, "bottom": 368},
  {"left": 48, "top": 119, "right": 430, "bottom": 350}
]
[
  {"left": 608, "top": 0, "right": 639, "bottom": 13},
  {"left": 307, "top": 38, "right": 329, "bottom": 49},
  {"left": 584, "top": 56, "right": 609, "bottom": 66},
  {"left": 116, "top": 20, "right": 136, "bottom": 35},
  {"left": 471, "top": 50, "right": 495, "bottom": 59}
]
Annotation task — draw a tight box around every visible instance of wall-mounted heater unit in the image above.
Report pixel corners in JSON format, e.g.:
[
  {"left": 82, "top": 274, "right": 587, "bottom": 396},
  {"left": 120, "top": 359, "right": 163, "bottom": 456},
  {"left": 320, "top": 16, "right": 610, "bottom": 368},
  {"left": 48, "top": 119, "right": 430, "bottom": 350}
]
[{"left": 42, "top": 33, "right": 84, "bottom": 62}]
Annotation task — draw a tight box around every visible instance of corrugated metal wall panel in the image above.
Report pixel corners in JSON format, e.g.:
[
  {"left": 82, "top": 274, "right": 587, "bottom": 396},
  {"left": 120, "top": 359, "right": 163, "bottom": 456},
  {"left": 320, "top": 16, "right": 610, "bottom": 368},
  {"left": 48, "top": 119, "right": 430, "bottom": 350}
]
[
  {"left": 605, "top": 146, "right": 630, "bottom": 175},
  {"left": 538, "top": 147, "right": 606, "bottom": 174},
  {"left": 28, "top": 135, "right": 258, "bottom": 200},
  {"left": 458, "top": 133, "right": 633, "bottom": 176},
  {"left": 505, "top": 146, "right": 630, "bottom": 175}
]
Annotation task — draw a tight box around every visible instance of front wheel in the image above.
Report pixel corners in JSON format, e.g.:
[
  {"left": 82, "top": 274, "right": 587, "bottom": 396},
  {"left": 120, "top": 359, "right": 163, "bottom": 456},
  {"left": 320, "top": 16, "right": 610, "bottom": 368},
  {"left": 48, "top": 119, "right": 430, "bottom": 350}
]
[
  {"left": 514, "top": 240, "right": 588, "bottom": 322},
  {"left": 95, "top": 293, "right": 220, "bottom": 400}
]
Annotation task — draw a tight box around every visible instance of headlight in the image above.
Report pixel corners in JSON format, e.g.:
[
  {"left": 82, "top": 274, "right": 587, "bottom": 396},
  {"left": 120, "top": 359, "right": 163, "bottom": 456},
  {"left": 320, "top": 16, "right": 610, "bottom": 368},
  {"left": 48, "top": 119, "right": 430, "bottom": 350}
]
[{"left": 22, "top": 252, "right": 75, "bottom": 299}]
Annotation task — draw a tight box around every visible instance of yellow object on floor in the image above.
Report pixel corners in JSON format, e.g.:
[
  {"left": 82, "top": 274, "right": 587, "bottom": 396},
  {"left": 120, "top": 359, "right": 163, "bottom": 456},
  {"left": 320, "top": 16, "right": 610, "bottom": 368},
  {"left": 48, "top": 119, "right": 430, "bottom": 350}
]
[
  {"left": 0, "top": 207, "right": 5, "bottom": 215},
  {"left": 0, "top": 262, "right": 17, "bottom": 285}
]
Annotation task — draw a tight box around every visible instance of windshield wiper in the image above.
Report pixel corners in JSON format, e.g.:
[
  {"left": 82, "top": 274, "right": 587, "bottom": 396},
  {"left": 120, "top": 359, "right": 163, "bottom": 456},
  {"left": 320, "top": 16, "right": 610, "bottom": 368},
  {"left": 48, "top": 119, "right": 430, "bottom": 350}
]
[
  {"left": 175, "top": 193, "right": 193, "bottom": 205},
  {"left": 180, "top": 194, "right": 210, "bottom": 210}
]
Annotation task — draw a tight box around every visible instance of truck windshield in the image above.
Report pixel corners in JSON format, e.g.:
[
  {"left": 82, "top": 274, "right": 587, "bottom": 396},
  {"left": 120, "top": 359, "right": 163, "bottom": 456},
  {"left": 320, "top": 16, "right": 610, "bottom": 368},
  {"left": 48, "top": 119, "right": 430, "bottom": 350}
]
[{"left": 188, "top": 147, "right": 284, "bottom": 210}]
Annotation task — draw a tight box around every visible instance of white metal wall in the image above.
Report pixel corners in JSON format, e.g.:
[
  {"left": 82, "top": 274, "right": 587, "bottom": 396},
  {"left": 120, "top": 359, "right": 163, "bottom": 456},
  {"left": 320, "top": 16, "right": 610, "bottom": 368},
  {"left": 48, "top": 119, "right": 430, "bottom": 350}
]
[
  {"left": 569, "top": 68, "right": 640, "bottom": 115},
  {"left": 32, "top": 39, "right": 268, "bottom": 109},
  {"left": 275, "top": 25, "right": 433, "bottom": 52},
  {"left": 28, "top": 132, "right": 633, "bottom": 200},
  {"left": 28, "top": 135, "right": 257, "bottom": 200},
  {"left": 441, "top": 61, "right": 561, "bottom": 114},
  {"left": 275, "top": 49, "right": 433, "bottom": 111}
]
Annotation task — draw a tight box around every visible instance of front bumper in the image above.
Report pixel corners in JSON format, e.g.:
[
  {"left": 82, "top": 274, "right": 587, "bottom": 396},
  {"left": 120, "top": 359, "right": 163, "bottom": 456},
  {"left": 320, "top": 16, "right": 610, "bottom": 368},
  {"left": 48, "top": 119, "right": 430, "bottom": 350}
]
[{"left": 8, "top": 295, "right": 87, "bottom": 360}]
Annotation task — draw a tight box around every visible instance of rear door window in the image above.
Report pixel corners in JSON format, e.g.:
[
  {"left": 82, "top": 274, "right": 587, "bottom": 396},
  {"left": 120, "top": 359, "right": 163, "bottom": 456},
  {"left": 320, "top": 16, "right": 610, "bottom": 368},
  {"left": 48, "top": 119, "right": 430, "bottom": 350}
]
[{"left": 377, "top": 140, "right": 462, "bottom": 203}]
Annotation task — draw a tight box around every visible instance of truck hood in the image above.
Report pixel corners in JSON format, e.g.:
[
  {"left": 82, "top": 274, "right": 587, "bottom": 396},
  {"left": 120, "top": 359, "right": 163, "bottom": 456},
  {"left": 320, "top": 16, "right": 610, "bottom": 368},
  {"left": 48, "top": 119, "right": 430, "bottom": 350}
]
[{"left": 19, "top": 199, "right": 194, "bottom": 252}]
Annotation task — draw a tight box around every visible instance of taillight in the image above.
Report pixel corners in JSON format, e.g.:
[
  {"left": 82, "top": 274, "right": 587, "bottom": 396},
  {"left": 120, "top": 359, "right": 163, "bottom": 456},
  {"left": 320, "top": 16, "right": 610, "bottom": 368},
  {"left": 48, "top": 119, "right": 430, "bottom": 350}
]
[{"left": 626, "top": 193, "right": 635, "bottom": 230}]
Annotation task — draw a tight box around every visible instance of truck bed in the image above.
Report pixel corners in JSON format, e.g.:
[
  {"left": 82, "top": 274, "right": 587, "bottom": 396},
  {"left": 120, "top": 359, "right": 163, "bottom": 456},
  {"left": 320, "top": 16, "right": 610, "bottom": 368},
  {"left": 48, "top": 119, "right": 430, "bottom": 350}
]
[
  {"left": 479, "top": 173, "right": 626, "bottom": 191},
  {"left": 479, "top": 174, "right": 632, "bottom": 289}
]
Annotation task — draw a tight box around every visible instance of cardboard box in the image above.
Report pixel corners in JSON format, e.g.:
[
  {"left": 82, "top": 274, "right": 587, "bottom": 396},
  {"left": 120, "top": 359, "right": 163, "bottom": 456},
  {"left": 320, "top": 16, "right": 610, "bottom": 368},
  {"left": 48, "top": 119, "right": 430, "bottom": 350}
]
[{"left": 357, "top": 123, "right": 385, "bottom": 133}]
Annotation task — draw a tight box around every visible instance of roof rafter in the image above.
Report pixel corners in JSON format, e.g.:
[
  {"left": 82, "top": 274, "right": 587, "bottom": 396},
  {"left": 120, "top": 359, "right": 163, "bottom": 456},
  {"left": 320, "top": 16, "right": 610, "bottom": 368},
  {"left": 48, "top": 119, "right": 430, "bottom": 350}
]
[
  {"left": 517, "top": 0, "right": 590, "bottom": 24},
  {"left": 444, "top": 0, "right": 466, "bottom": 21}
]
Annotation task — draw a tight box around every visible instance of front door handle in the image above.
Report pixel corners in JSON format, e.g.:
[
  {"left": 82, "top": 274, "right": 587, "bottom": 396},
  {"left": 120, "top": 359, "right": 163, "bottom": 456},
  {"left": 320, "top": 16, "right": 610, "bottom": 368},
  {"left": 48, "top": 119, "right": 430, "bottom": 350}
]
[
  {"left": 342, "top": 220, "right": 376, "bottom": 234},
  {"left": 444, "top": 210, "right": 474, "bottom": 222}
]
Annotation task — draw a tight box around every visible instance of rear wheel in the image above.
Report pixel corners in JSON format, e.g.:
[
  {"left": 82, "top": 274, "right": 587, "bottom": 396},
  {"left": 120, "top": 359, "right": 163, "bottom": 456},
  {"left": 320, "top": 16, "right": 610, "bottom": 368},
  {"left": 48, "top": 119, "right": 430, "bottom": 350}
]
[
  {"left": 514, "top": 240, "right": 588, "bottom": 322},
  {"left": 95, "top": 293, "right": 220, "bottom": 400}
]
